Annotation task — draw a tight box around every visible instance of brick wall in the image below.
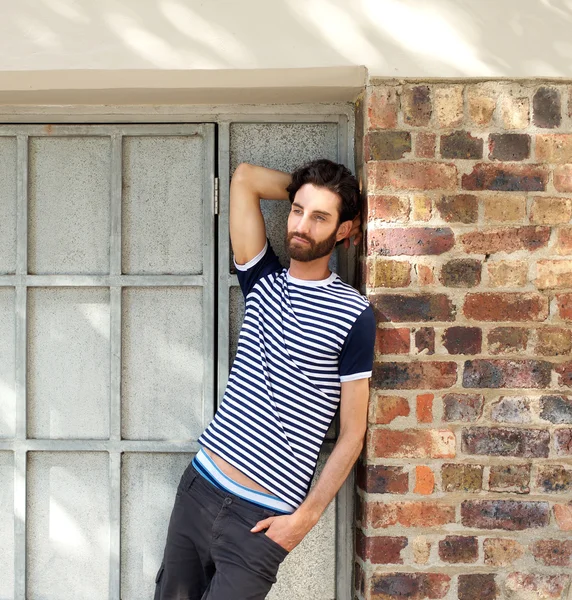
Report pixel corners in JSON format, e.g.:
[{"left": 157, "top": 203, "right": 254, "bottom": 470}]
[{"left": 355, "top": 81, "right": 572, "bottom": 600}]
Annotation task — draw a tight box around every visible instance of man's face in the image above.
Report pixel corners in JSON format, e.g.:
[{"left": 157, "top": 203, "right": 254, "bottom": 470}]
[{"left": 285, "top": 183, "right": 344, "bottom": 262}]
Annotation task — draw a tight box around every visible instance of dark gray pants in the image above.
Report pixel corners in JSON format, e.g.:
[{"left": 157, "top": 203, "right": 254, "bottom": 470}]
[{"left": 154, "top": 462, "right": 289, "bottom": 600}]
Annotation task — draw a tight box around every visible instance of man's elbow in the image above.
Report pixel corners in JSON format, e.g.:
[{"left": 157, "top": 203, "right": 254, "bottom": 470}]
[{"left": 232, "top": 162, "right": 253, "bottom": 186}]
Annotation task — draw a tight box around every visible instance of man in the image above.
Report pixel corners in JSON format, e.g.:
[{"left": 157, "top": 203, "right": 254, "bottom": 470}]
[{"left": 154, "top": 159, "right": 376, "bottom": 600}]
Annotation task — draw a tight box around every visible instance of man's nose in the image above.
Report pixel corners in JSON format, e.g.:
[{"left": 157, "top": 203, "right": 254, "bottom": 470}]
[{"left": 297, "top": 215, "right": 311, "bottom": 233}]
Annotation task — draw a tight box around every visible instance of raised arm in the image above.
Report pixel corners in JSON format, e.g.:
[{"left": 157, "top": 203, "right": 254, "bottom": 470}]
[{"left": 229, "top": 163, "right": 291, "bottom": 265}]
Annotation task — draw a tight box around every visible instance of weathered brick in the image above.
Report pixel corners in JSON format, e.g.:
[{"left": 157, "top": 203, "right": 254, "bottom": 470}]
[
  {"left": 536, "top": 134, "right": 572, "bottom": 162},
  {"left": 461, "top": 500, "right": 550, "bottom": 530},
  {"left": 530, "top": 197, "right": 572, "bottom": 225},
  {"left": 403, "top": 85, "right": 432, "bottom": 127},
  {"left": 505, "top": 573, "right": 570, "bottom": 600},
  {"left": 467, "top": 84, "right": 497, "bottom": 126},
  {"left": 460, "top": 226, "right": 551, "bottom": 254},
  {"left": 356, "top": 531, "right": 408, "bottom": 564},
  {"left": 370, "top": 293, "right": 456, "bottom": 323},
  {"left": 483, "top": 538, "right": 525, "bottom": 566},
  {"left": 438, "top": 536, "right": 478, "bottom": 563},
  {"left": 368, "top": 195, "right": 410, "bottom": 222},
  {"left": 556, "top": 227, "right": 572, "bottom": 255},
  {"left": 414, "top": 465, "right": 435, "bottom": 494},
  {"left": 369, "top": 162, "right": 458, "bottom": 191},
  {"left": 442, "top": 327, "right": 482, "bottom": 355},
  {"left": 368, "top": 502, "right": 456, "bottom": 529},
  {"left": 370, "top": 428, "right": 455, "bottom": 458},
  {"left": 434, "top": 86, "right": 464, "bottom": 128},
  {"left": 440, "top": 260, "right": 481, "bottom": 288},
  {"left": 370, "top": 573, "right": 450, "bottom": 600},
  {"left": 489, "top": 133, "right": 530, "bottom": 161},
  {"left": 537, "top": 260, "right": 572, "bottom": 289},
  {"left": 416, "top": 394, "right": 433, "bottom": 423},
  {"left": 369, "top": 394, "right": 410, "bottom": 424},
  {"left": 536, "top": 327, "right": 572, "bottom": 356},
  {"left": 553, "top": 164, "right": 572, "bottom": 192},
  {"left": 436, "top": 194, "right": 478, "bottom": 223},
  {"left": 489, "top": 464, "right": 531, "bottom": 493},
  {"left": 415, "top": 132, "right": 436, "bottom": 158},
  {"left": 369, "top": 227, "right": 455, "bottom": 256},
  {"left": 536, "top": 465, "right": 572, "bottom": 493},
  {"left": 491, "top": 397, "right": 532, "bottom": 423},
  {"left": 487, "top": 327, "right": 529, "bottom": 355},
  {"left": 554, "top": 428, "right": 572, "bottom": 456},
  {"left": 372, "top": 361, "right": 458, "bottom": 390},
  {"left": 532, "top": 539, "right": 572, "bottom": 567},
  {"left": 483, "top": 194, "right": 526, "bottom": 222},
  {"left": 554, "top": 503, "right": 572, "bottom": 530},
  {"left": 376, "top": 327, "right": 410, "bottom": 354},
  {"left": 368, "top": 258, "right": 411, "bottom": 288},
  {"left": 415, "top": 327, "right": 435, "bottom": 354},
  {"left": 487, "top": 261, "right": 529, "bottom": 287},
  {"left": 540, "top": 395, "right": 572, "bottom": 424},
  {"left": 458, "top": 574, "right": 498, "bottom": 600},
  {"left": 368, "top": 86, "right": 399, "bottom": 129},
  {"left": 499, "top": 95, "right": 530, "bottom": 130},
  {"left": 441, "top": 131, "right": 483, "bottom": 159},
  {"left": 412, "top": 536, "right": 431, "bottom": 564},
  {"left": 354, "top": 561, "right": 365, "bottom": 597},
  {"left": 442, "top": 393, "right": 484, "bottom": 422},
  {"left": 411, "top": 194, "right": 433, "bottom": 221},
  {"left": 356, "top": 462, "right": 409, "bottom": 494},
  {"left": 367, "top": 131, "right": 411, "bottom": 160},
  {"left": 556, "top": 293, "right": 572, "bottom": 320},
  {"left": 463, "top": 293, "right": 549, "bottom": 321},
  {"left": 416, "top": 264, "right": 435, "bottom": 286},
  {"left": 441, "top": 463, "right": 483, "bottom": 492},
  {"left": 462, "top": 427, "right": 550, "bottom": 457},
  {"left": 462, "top": 164, "right": 548, "bottom": 191},
  {"left": 463, "top": 359, "right": 552, "bottom": 389},
  {"left": 533, "top": 87, "right": 562, "bottom": 129},
  {"left": 555, "top": 361, "right": 572, "bottom": 387}
]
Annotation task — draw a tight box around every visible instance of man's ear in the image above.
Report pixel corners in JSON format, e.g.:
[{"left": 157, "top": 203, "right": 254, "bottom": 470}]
[{"left": 335, "top": 220, "right": 352, "bottom": 241}]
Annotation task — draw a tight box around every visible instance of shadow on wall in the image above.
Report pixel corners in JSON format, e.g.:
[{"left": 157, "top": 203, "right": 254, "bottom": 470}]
[{"left": 2, "top": 0, "right": 572, "bottom": 76}]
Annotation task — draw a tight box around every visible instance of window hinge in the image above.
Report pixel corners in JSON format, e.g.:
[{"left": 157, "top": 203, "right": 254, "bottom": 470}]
[{"left": 214, "top": 177, "right": 219, "bottom": 215}]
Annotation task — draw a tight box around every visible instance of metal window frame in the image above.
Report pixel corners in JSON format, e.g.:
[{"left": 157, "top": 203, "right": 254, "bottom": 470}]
[{"left": 0, "top": 104, "right": 357, "bottom": 600}]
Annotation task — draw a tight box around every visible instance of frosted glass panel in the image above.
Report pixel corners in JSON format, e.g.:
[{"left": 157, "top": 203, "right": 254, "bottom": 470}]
[
  {"left": 0, "top": 288, "right": 16, "bottom": 439},
  {"left": 0, "top": 137, "right": 17, "bottom": 275},
  {"left": 0, "top": 452, "right": 14, "bottom": 600}
]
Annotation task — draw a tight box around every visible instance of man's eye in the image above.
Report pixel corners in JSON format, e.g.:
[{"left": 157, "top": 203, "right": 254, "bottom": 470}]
[{"left": 315, "top": 215, "right": 325, "bottom": 221}]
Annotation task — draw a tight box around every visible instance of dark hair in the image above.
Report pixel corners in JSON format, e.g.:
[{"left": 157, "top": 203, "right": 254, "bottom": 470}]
[{"left": 286, "top": 159, "right": 360, "bottom": 223}]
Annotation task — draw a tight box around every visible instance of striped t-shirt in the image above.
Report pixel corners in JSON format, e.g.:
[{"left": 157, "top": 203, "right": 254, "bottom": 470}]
[{"left": 198, "top": 241, "right": 376, "bottom": 510}]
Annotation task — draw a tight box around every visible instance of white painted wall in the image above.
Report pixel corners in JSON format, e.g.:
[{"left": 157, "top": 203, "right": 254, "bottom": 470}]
[{"left": 1, "top": 0, "right": 572, "bottom": 79}]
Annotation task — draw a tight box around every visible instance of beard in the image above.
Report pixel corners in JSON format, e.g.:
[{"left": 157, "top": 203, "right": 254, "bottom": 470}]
[{"left": 286, "top": 227, "right": 338, "bottom": 262}]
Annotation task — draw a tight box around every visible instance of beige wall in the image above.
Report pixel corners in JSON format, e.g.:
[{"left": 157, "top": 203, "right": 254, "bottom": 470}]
[{"left": 2, "top": 0, "right": 572, "bottom": 80}]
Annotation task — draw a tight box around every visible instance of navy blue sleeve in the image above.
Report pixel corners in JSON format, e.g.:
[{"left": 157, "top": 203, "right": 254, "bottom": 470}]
[
  {"left": 234, "top": 240, "right": 283, "bottom": 298},
  {"left": 338, "top": 305, "right": 376, "bottom": 382}
]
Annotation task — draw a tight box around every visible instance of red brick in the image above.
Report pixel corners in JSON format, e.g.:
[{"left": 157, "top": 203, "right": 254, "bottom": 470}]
[
  {"left": 439, "top": 260, "right": 481, "bottom": 288},
  {"left": 436, "top": 194, "right": 478, "bottom": 223},
  {"left": 376, "top": 328, "right": 410, "bottom": 354},
  {"left": 369, "top": 394, "right": 410, "bottom": 424},
  {"left": 357, "top": 463, "right": 409, "bottom": 494},
  {"left": 489, "top": 133, "right": 530, "bottom": 161},
  {"left": 414, "top": 327, "right": 435, "bottom": 354},
  {"left": 532, "top": 539, "right": 572, "bottom": 566},
  {"left": 461, "top": 500, "right": 550, "bottom": 530},
  {"left": 536, "top": 327, "right": 572, "bottom": 356},
  {"left": 370, "top": 428, "right": 455, "bottom": 458},
  {"left": 416, "top": 264, "right": 435, "bottom": 286},
  {"left": 442, "top": 326, "right": 482, "bottom": 354},
  {"left": 537, "top": 260, "right": 572, "bottom": 288},
  {"left": 415, "top": 132, "right": 436, "bottom": 158},
  {"left": 554, "top": 164, "right": 572, "bottom": 192},
  {"left": 556, "top": 293, "right": 572, "bottom": 320},
  {"left": 442, "top": 393, "right": 484, "bottom": 422},
  {"left": 463, "top": 293, "right": 549, "bottom": 321},
  {"left": 533, "top": 87, "right": 562, "bottom": 128},
  {"left": 368, "top": 195, "right": 410, "bottom": 222},
  {"left": 463, "top": 359, "right": 552, "bottom": 388},
  {"left": 554, "top": 428, "right": 572, "bottom": 455},
  {"left": 372, "top": 361, "right": 457, "bottom": 390},
  {"left": 438, "top": 536, "right": 478, "bottom": 563},
  {"left": 555, "top": 361, "right": 572, "bottom": 387},
  {"left": 370, "top": 293, "right": 456, "bottom": 323},
  {"left": 458, "top": 574, "right": 498, "bottom": 600},
  {"left": 441, "top": 131, "right": 483, "bottom": 159},
  {"left": 368, "top": 502, "right": 456, "bottom": 529},
  {"left": 536, "top": 464, "right": 572, "bottom": 493},
  {"left": 370, "top": 573, "right": 450, "bottom": 600},
  {"left": 369, "top": 162, "right": 458, "bottom": 191},
  {"left": 487, "top": 327, "right": 529, "bottom": 354},
  {"left": 356, "top": 531, "right": 408, "bottom": 564},
  {"left": 368, "top": 86, "right": 399, "bottom": 129},
  {"left": 505, "top": 573, "right": 570, "bottom": 600},
  {"left": 462, "top": 427, "right": 549, "bottom": 458},
  {"left": 369, "top": 227, "right": 455, "bottom": 256},
  {"left": 483, "top": 538, "right": 525, "bottom": 566},
  {"left": 403, "top": 85, "right": 432, "bottom": 127},
  {"left": 462, "top": 163, "right": 548, "bottom": 191},
  {"left": 489, "top": 464, "right": 531, "bottom": 493},
  {"left": 416, "top": 394, "right": 433, "bottom": 423},
  {"left": 554, "top": 503, "right": 572, "bottom": 530},
  {"left": 490, "top": 397, "right": 532, "bottom": 423},
  {"left": 460, "top": 226, "right": 551, "bottom": 254},
  {"left": 414, "top": 465, "right": 434, "bottom": 495}
]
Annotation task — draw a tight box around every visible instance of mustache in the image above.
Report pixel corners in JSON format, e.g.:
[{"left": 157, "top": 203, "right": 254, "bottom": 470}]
[{"left": 287, "top": 232, "right": 313, "bottom": 244}]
